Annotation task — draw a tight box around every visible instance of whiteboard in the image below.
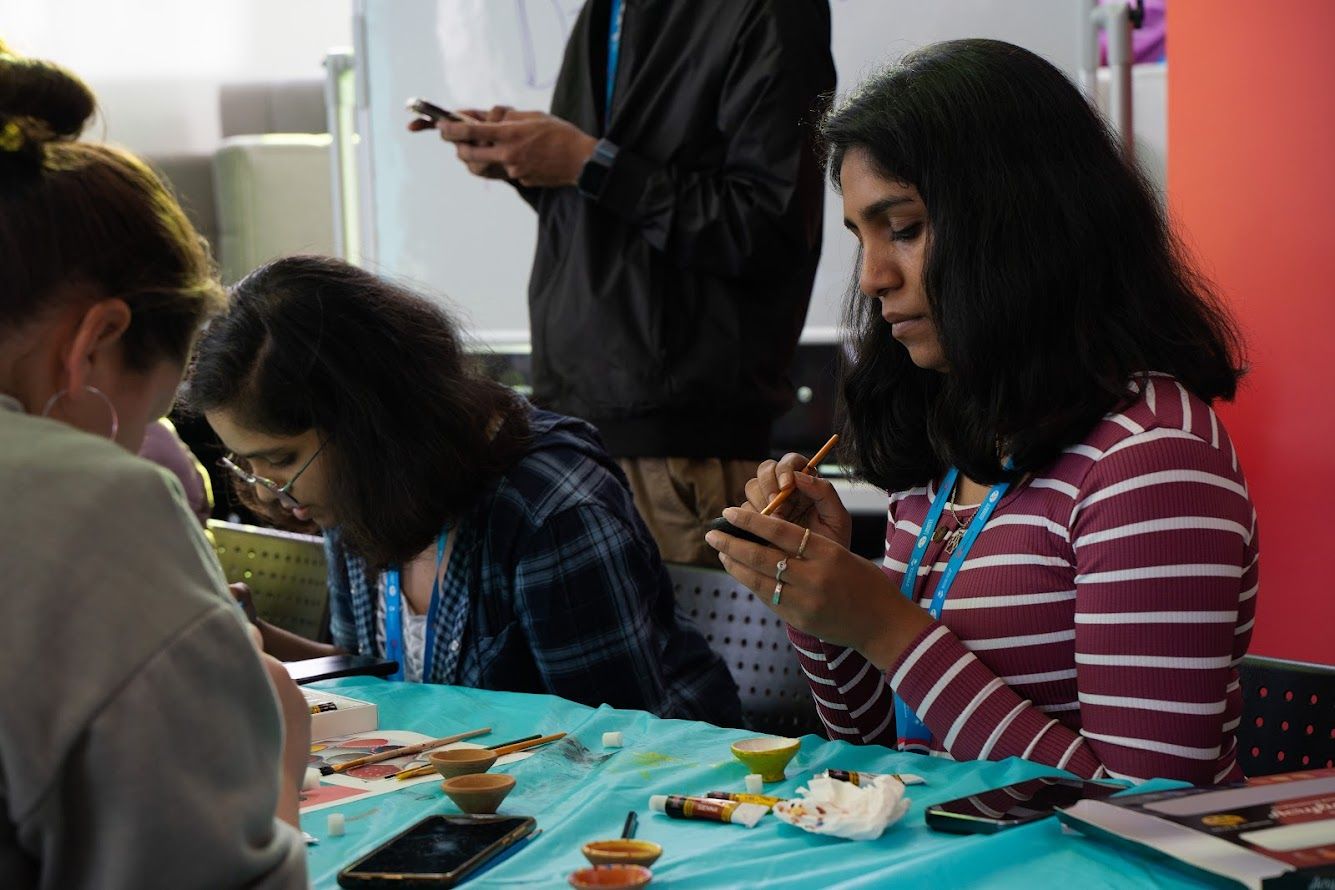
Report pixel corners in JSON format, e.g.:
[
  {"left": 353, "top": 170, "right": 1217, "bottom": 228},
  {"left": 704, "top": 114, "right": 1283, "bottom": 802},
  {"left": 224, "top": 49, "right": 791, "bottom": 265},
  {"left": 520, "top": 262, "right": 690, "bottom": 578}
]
[{"left": 355, "top": 0, "right": 1090, "bottom": 343}]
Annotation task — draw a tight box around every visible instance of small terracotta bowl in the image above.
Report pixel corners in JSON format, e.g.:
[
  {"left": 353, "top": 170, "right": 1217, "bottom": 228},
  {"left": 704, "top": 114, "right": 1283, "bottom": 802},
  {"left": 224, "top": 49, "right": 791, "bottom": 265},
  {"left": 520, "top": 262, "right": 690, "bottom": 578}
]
[
  {"left": 429, "top": 748, "right": 498, "bottom": 780},
  {"left": 568, "top": 864, "right": 653, "bottom": 889},
  {"left": 441, "top": 773, "right": 515, "bottom": 814},
  {"left": 581, "top": 839, "right": 663, "bottom": 868},
  {"left": 730, "top": 736, "right": 800, "bottom": 783}
]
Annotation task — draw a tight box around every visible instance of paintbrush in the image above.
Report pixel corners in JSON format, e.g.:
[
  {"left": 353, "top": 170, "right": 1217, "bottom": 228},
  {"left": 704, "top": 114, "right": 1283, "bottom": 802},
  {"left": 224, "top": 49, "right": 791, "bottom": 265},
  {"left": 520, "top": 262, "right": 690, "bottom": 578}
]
[
  {"left": 706, "top": 433, "right": 840, "bottom": 544},
  {"left": 393, "top": 731, "right": 569, "bottom": 780},
  {"left": 319, "top": 727, "right": 491, "bottom": 775}
]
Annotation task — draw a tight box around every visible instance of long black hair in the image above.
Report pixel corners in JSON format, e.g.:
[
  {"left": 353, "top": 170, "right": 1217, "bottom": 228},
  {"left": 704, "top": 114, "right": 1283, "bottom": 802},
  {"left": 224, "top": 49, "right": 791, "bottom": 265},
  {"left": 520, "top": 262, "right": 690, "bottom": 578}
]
[
  {"left": 186, "top": 255, "right": 529, "bottom": 568},
  {"left": 826, "top": 39, "right": 1244, "bottom": 491}
]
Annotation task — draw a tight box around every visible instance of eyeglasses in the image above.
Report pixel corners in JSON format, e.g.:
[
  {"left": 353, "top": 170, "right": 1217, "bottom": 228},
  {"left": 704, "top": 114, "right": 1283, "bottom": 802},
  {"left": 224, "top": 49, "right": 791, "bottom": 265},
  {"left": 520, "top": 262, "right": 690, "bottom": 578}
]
[{"left": 218, "top": 440, "right": 328, "bottom": 510}]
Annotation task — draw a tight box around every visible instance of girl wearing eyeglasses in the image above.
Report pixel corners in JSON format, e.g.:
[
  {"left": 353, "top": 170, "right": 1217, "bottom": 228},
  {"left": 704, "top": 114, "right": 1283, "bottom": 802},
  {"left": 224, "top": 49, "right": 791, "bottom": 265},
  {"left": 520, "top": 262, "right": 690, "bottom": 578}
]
[{"left": 188, "top": 255, "right": 742, "bottom": 726}]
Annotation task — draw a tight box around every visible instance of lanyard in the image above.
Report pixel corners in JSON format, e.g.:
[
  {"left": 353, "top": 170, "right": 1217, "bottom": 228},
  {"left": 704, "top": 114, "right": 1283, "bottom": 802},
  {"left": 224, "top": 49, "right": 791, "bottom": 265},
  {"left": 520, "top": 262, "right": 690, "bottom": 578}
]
[
  {"left": 383, "top": 530, "right": 449, "bottom": 682},
  {"left": 605, "top": 0, "right": 626, "bottom": 118},
  {"left": 894, "top": 466, "right": 1011, "bottom": 747}
]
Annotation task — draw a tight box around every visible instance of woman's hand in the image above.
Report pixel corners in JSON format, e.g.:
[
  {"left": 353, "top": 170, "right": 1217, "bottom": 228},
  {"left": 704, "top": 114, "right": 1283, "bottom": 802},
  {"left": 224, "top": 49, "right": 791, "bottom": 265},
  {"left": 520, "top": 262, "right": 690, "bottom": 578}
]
[
  {"left": 742, "top": 453, "right": 853, "bottom": 550},
  {"left": 704, "top": 508, "right": 932, "bottom": 670}
]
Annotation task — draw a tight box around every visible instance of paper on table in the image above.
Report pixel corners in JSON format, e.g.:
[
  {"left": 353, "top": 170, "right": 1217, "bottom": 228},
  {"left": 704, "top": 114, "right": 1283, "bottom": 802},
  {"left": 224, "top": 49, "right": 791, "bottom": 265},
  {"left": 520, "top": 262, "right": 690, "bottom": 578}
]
[{"left": 773, "top": 774, "right": 911, "bottom": 841}]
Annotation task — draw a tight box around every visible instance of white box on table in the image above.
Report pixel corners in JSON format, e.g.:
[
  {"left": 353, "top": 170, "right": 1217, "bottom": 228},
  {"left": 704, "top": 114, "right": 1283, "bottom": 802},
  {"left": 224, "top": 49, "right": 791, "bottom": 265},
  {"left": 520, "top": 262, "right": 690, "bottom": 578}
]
[{"left": 303, "top": 689, "right": 378, "bottom": 741}]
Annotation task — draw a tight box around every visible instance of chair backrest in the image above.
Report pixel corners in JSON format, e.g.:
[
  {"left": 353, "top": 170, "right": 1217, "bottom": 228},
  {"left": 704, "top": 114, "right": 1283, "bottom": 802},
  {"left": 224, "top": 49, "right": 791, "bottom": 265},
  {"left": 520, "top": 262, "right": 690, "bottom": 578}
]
[
  {"left": 666, "top": 562, "right": 824, "bottom": 738},
  {"left": 1237, "top": 655, "right": 1335, "bottom": 776},
  {"left": 208, "top": 519, "right": 330, "bottom": 642}
]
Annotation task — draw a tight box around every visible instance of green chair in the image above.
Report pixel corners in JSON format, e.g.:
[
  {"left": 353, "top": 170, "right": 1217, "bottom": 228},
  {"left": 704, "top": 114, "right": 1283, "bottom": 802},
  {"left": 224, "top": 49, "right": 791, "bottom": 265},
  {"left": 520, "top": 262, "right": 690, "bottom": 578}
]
[{"left": 208, "top": 519, "right": 330, "bottom": 642}]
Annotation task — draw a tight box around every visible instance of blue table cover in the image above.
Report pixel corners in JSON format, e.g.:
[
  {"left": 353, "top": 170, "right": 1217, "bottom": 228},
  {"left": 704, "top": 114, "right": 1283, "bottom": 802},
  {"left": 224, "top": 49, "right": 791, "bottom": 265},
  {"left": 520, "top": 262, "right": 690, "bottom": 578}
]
[{"left": 302, "top": 679, "right": 1215, "bottom": 889}]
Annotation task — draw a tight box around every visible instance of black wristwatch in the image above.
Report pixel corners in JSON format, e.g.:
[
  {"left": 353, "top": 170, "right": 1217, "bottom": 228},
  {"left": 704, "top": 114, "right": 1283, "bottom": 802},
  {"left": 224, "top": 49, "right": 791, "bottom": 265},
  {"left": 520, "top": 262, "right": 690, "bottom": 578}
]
[{"left": 577, "top": 138, "right": 619, "bottom": 200}]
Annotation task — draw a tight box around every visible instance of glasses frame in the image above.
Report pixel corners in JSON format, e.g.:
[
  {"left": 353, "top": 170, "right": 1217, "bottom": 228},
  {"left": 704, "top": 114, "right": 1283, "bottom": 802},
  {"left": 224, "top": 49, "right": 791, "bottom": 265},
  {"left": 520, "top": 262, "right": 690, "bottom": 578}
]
[{"left": 218, "top": 439, "right": 328, "bottom": 511}]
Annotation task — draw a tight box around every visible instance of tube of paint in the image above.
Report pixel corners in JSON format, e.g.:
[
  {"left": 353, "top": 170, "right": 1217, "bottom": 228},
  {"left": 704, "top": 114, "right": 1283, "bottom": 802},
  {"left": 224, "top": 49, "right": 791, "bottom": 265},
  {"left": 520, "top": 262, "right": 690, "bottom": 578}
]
[
  {"left": 825, "top": 769, "right": 924, "bottom": 786},
  {"left": 702, "top": 791, "right": 786, "bottom": 811},
  {"left": 648, "top": 794, "right": 767, "bottom": 828}
]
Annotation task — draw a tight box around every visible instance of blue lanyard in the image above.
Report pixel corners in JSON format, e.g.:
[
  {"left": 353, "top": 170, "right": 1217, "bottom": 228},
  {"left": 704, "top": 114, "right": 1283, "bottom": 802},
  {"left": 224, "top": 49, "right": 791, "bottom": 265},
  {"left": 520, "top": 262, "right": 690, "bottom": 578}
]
[
  {"left": 382, "top": 530, "right": 449, "bottom": 682},
  {"left": 605, "top": 0, "right": 626, "bottom": 118},
  {"left": 894, "top": 466, "right": 1011, "bottom": 747}
]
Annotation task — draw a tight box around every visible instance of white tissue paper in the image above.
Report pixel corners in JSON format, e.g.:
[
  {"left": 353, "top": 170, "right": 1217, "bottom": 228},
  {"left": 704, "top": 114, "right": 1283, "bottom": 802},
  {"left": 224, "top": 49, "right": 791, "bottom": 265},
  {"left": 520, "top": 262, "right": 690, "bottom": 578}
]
[{"left": 772, "top": 774, "right": 911, "bottom": 841}]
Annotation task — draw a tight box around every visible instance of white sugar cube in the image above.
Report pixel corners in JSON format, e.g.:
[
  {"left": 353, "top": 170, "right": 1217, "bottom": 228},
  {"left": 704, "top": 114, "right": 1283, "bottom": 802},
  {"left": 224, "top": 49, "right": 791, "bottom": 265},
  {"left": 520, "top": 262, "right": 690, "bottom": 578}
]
[
  {"left": 745, "top": 773, "right": 764, "bottom": 794},
  {"left": 302, "top": 768, "right": 321, "bottom": 791},
  {"left": 602, "top": 731, "right": 624, "bottom": 748},
  {"left": 327, "top": 813, "right": 345, "bottom": 837}
]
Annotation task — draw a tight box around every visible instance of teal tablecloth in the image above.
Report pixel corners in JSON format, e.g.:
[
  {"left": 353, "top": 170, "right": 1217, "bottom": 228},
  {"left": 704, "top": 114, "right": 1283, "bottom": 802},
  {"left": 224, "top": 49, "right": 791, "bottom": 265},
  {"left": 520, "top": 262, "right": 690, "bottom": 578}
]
[{"left": 302, "top": 679, "right": 1212, "bottom": 889}]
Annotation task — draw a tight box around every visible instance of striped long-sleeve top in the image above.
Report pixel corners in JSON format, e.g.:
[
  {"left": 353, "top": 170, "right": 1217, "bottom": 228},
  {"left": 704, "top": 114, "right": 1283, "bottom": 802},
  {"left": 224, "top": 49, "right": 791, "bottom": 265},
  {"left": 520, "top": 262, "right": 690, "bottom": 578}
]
[{"left": 789, "top": 375, "right": 1259, "bottom": 783}]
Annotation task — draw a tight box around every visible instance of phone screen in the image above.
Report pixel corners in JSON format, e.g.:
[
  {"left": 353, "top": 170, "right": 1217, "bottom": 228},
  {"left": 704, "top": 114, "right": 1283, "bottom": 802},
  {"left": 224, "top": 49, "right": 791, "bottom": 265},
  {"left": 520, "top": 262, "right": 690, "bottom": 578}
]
[
  {"left": 926, "top": 777, "right": 1123, "bottom": 833},
  {"left": 342, "top": 815, "right": 532, "bottom": 879}
]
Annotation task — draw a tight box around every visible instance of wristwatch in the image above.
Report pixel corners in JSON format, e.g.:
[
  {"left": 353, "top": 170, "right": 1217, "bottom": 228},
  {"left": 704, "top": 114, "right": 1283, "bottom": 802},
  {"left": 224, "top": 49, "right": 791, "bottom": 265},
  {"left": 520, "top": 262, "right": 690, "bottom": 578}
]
[{"left": 577, "top": 138, "right": 619, "bottom": 199}]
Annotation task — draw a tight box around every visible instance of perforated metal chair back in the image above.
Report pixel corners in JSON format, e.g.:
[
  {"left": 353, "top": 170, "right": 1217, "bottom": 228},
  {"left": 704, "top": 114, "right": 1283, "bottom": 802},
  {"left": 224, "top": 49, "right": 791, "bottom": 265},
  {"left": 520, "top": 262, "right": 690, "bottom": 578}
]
[
  {"left": 666, "top": 563, "right": 824, "bottom": 737},
  {"left": 1237, "top": 655, "right": 1335, "bottom": 776},
  {"left": 208, "top": 519, "right": 330, "bottom": 642}
]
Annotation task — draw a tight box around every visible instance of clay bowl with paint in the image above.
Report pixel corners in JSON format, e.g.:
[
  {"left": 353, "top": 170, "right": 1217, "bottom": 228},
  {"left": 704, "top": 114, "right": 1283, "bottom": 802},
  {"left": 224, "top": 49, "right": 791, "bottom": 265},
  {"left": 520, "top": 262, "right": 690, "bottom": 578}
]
[
  {"left": 730, "top": 736, "right": 800, "bottom": 783},
  {"left": 441, "top": 773, "right": 515, "bottom": 814},
  {"left": 581, "top": 839, "right": 663, "bottom": 868},
  {"left": 568, "top": 864, "right": 653, "bottom": 889},
  {"left": 429, "top": 748, "right": 498, "bottom": 780}
]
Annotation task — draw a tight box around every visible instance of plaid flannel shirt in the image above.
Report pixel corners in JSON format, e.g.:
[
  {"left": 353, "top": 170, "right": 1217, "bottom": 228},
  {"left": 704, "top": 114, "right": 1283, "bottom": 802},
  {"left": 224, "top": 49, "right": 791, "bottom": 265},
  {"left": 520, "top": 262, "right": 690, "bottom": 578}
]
[{"left": 325, "top": 407, "right": 741, "bottom": 726}]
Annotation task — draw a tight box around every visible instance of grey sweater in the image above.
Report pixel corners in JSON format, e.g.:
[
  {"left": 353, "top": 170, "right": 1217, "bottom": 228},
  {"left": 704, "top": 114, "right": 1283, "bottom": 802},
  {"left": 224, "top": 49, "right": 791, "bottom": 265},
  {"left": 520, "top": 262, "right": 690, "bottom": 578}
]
[{"left": 0, "top": 396, "right": 306, "bottom": 889}]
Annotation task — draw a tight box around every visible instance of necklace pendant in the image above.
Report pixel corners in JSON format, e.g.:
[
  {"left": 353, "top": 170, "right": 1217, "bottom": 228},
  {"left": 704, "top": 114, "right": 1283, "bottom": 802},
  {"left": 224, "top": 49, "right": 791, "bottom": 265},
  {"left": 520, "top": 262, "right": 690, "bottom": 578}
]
[{"left": 942, "top": 527, "right": 965, "bottom": 555}]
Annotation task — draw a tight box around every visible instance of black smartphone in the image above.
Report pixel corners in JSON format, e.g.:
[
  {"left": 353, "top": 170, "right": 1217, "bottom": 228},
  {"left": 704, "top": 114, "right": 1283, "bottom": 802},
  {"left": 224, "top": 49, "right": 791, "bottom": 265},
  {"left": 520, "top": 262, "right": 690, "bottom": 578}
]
[
  {"left": 407, "top": 97, "right": 464, "bottom": 124},
  {"left": 285, "top": 654, "right": 399, "bottom": 685},
  {"left": 337, "top": 814, "right": 535, "bottom": 888},
  {"left": 925, "top": 776, "right": 1124, "bottom": 835}
]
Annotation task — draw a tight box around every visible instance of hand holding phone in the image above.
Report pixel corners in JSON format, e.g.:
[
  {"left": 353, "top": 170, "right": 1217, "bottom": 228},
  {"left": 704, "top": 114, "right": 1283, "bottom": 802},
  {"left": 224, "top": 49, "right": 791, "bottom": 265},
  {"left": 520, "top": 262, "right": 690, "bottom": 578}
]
[{"left": 407, "top": 97, "right": 467, "bottom": 125}]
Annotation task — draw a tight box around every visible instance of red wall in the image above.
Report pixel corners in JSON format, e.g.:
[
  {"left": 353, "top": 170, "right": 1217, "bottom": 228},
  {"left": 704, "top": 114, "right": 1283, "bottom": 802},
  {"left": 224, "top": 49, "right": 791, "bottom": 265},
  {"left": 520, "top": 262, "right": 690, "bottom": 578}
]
[{"left": 1168, "top": 3, "right": 1335, "bottom": 664}]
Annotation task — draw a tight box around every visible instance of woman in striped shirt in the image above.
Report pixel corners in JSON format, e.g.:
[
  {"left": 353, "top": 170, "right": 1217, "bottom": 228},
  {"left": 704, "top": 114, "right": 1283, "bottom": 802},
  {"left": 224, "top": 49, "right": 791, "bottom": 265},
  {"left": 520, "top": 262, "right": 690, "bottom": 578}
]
[{"left": 705, "top": 39, "right": 1255, "bottom": 784}]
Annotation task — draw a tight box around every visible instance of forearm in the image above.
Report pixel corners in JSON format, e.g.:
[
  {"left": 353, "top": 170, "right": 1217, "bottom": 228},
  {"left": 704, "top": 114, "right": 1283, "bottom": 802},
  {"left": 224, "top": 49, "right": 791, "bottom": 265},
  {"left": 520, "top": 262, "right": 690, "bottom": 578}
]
[
  {"left": 788, "top": 627, "right": 895, "bottom": 744},
  {"left": 258, "top": 620, "right": 342, "bottom": 662}
]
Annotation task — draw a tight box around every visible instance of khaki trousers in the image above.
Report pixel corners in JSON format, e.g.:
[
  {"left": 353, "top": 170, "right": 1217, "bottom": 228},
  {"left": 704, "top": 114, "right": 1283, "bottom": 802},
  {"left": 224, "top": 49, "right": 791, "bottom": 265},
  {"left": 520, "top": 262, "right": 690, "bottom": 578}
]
[{"left": 617, "top": 457, "right": 760, "bottom": 567}]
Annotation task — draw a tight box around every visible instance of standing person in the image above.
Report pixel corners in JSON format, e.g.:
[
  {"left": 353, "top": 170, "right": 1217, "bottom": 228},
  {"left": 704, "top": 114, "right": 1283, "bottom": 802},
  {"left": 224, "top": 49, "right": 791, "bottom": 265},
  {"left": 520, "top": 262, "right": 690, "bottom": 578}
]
[
  {"left": 0, "top": 44, "right": 307, "bottom": 887},
  {"left": 418, "top": 0, "right": 837, "bottom": 565},
  {"left": 707, "top": 40, "right": 1256, "bottom": 784},
  {"left": 189, "top": 256, "right": 742, "bottom": 727}
]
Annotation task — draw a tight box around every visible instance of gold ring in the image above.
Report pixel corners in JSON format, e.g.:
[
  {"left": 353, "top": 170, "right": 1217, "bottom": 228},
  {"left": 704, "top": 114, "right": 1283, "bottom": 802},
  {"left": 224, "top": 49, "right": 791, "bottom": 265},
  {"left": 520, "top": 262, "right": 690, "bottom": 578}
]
[{"left": 796, "top": 527, "right": 812, "bottom": 559}]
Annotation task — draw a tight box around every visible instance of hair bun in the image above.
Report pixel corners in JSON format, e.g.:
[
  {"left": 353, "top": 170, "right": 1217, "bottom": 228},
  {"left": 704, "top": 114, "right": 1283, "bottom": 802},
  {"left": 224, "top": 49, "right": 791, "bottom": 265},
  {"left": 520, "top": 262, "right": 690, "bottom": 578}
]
[{"left": 0, "top": 41, "right": 96, "bottom": 157}]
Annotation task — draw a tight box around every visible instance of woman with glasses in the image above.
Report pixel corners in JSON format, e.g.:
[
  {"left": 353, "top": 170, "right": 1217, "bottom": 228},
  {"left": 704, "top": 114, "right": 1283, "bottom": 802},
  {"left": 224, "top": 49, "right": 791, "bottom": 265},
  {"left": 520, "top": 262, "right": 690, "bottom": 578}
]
[
  {"left": 189, "top": 255, "right": 742, "bottom": 726},
  {"left": 0, "top": 45, "right": 307, "bottom": 887}
]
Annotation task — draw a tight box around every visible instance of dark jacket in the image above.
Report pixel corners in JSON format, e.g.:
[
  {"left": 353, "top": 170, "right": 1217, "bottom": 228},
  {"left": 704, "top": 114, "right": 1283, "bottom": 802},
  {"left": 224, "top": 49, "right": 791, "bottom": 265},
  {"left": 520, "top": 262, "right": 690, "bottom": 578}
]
[{"left": 526, "top": 0, "right": 836, "bottom": 458}]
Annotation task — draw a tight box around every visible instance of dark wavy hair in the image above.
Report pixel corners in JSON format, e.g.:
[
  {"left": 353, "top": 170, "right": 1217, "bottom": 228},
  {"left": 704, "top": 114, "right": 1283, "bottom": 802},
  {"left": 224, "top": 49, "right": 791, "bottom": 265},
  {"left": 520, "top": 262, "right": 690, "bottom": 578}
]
[
  {"left": 185, "top": 256, "right": 530, "bottom": 568},
  {"left": 826, "top": 39, "right": 1244, "bottom": 491}
]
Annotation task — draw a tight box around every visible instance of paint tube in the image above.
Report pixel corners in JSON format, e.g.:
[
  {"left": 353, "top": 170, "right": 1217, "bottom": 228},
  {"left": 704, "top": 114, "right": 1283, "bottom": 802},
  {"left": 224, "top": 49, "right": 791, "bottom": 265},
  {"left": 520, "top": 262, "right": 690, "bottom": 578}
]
[
  {"left": 648, "top": 794, "right": 767, "bottom": 828},
  {"left": 702, "top": 791, "right": 786, "bottom": 811},
  {"left": 825, "top": 769, "right": 924, "bottom": 786}
]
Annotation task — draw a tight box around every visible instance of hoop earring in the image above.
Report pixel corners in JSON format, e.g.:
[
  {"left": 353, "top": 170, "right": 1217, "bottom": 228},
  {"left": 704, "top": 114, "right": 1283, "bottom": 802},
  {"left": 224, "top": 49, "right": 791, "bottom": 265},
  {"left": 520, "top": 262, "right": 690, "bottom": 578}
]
[{"left": 41, "top": 385, "right": 120, "bottom": 441}]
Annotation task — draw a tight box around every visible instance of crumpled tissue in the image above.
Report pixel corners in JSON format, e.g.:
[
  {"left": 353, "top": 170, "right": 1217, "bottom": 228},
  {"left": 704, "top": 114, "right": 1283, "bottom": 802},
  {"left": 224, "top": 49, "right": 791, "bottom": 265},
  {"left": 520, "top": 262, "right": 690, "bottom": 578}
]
[{"left": 772, "top": 773, "right": 911, "bottom": 840}]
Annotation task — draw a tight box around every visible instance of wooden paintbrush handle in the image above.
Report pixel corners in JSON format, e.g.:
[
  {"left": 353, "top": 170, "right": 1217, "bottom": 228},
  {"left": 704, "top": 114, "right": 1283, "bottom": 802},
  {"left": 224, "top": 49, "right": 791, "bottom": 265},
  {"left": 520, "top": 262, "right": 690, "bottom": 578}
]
[
  {"left": 490, "top": 732, "right": 566, "bottom": 757},
  {"left": 759, "top": 434, "right": 839, "bottom": 517}
]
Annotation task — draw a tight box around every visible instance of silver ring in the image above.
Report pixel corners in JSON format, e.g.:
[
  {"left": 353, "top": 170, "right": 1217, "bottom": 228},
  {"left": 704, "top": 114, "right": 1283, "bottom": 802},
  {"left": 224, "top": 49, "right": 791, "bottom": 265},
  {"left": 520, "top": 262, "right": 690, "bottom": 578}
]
[
  {"left": 771, "top": 581, "right": 784, "bottom": 606},
  {"left": 775, "top": 558, "right": 789, "bottom": 583},
  {"left": 796, "top": 527, "right": 812, "bottom": 559}
]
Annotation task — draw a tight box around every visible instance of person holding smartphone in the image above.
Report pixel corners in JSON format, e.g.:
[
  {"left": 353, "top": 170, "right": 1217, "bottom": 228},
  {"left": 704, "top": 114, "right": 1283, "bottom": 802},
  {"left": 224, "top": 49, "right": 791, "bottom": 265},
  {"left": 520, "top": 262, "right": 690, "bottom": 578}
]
[
  {"left": 707, "top": 40, "right": 1257, "bottom": 785},
  {"left": 187, "top": 255, "right": 742, "bottom": 727},
  {"left": 416, "top": 0, "right": 837, "bottom": 567},
  {"left": 0, "top": 44, "right": 307, "bottom": 888}
]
